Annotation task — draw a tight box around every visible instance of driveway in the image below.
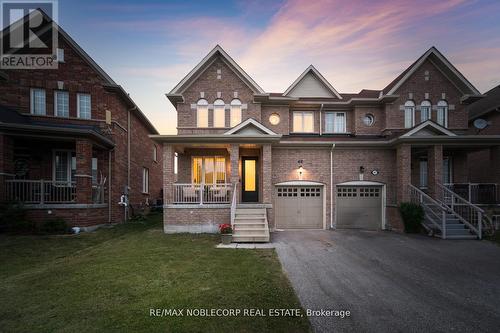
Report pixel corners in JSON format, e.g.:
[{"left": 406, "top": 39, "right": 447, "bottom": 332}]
[{"left": 274, "top": 230, "right": 500, "bottom": 333}]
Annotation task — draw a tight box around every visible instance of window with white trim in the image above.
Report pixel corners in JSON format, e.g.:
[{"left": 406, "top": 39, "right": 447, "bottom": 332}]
[
  {"left": 153, "top": 145, "right": 157, "bottom": 162},
  {"left": 404, "top": 100, "right": 415, "bottom": 128},
  {"left": 420, "top": 100, "right": 431, "bottom": 123},
  {"left": 325, "top": 112, "right": 346, "bottom": 133},
  {"left": 230, "top": 99, "right": 242, "bottom": 127},
  {"left": 196, "top": 99, "right": 209, "bottom": 127},
  {"left": 192, "top": 156, "right": 226, "bottom": 184},
  {"left": 437, "top": 100, "right": 448, "bottom": 127},
  {"left": 77, "top": 93, "right": 91, "bottom": 119},
  {"left": 54, "top": 91, "right": 69, "bottom": 117},
  {"left": 53, "top": 150, "right": 76, "bottom": 183},
  {"left": 213, "top": 99, "right": 225, "bottom": 127},
  {"left": 293, "top": 111, "right": 314, "bottom": 133},
  {"left": 30, "top": 88, "right": 46, "bottom": 115},
  {"left": 142, "top": 167, "right": 149, "bottom": 193},
  {"left": 443, "top": 157, "right": 452, "bottom": 184},
  {"left": 56, "top": 48, "right": 64, "bottom": 62},
  {"left": 419, "top": 159, "right": 428, "bottom": 189}
]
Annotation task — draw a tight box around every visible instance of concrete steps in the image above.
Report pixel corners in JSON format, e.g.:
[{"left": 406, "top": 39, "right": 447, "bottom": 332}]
[{"left": 232, "top": 207, "right": 270, "bottom": 243}]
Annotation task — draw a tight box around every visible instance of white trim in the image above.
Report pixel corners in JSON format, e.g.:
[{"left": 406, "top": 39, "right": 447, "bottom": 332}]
[
  {"left": 77, "top": 93, "right": 91, "bottom": 119},
  {"left": 324, "top": 111, "right": 347, "bottom": 133},
  {"left": 283, "top": 65, "right": 342, "bottom": 99},
  {"left": 54, "top": 90, "right": 69, "bottom": 117},
  {"left": 224, "top": 118, "right": 278, "bottom": 135},
  {"left": 169, "top": 45, "right": 265, "bottom": 94},
  {"left": 30, "top": 88, "right": 46, "bottom": 115},
  {"left": 386, "top": 47, "right": 480, "bottom": 96},
  {"left": 336, "top": 181, "right": 385, "bottom": 186},
  {"left": 274, "top": 180, "right": 325, "bottom": 186},
  {"left": 292, "top": 111, "right": 315, "bottom": 133},
  {"left": 401, "top": 120, "right": 457, "bottom": 137}
]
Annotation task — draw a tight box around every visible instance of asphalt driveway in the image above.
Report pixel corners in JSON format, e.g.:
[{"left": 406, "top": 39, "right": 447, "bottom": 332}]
[{"left": 274, "top": 230, "right": 500, "bottom": 333}]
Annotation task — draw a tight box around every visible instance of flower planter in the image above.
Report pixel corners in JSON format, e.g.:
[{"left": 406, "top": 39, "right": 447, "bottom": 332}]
[{"left": 221, "top": 233, "right": 232, "bottom": 245}]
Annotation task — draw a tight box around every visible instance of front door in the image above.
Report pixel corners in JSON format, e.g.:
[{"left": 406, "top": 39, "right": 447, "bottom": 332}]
[{"left": 242, "top": 157, "right": 258, "bottom": 202}]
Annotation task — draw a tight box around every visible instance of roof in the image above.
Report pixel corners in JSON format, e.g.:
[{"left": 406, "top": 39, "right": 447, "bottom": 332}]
[
  {"left": 382, "top": 47, "right": 481, "bottom": 97},
  {"left": 467, "top": 84, "right": 500, "bottom": 120},
  {"left": 1, "top": 9, "right": 158, "bottom": 134},
  {"left": 224, "top": 118, "right": 278, "bottom": 135},
  {"left": 283, "top": 65, "right": 342, "bottom": 99},
  {"left": 400, "top": 120, "right": 457, "bottom": 137}
]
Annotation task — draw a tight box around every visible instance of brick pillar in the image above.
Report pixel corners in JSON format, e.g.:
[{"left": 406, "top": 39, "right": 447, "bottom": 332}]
[
  {"left": 229, "top": 144, "right": 240, "bottom": 203},
  {"left": 163, "top": 144, "right": 175, "bottom": 204},
  {"left": 0, "top": 135, "right": 14, "bottom": 201},
  {"left": 262, "top": 144, "right": 272, "bottom": 204},
  {"left": 396, "top": 144, "right": 411, "bottom": 203},
  {"left": 428, "top": 145, "right": 443, "bottom": 200},
  {"left": 75, "top": 139, "right": 93, "bottom": 204}
]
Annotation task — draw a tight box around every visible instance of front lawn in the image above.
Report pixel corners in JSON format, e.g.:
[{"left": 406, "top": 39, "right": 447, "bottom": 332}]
[{"left": 0, "top": 214, "right": 311, "bottom": 333}]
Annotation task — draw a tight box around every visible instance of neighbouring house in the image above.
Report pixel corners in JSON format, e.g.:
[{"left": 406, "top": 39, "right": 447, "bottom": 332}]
[
  {"left": 152, "top": 45, "right": 500, "bottom": 241},
  {"left": 0, "top": 14, "right": 162, "bottom": 229}
]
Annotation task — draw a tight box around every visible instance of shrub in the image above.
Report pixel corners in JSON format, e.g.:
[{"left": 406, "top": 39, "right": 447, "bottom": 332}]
[
  {"left": 399, "top": 202, "right": 424, "bottom": 233},
  {"left": 219, "top": 223, "right": 232, "bottom": 234},
  {"left": 0, "top": 202, "right": 33, "bottom": 233},
  {"left": 40, "top": 218, "right": 69, "bottom": 234}
]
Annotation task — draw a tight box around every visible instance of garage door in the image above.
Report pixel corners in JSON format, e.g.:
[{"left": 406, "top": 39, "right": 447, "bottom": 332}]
[
  {"left": 275, "top": 186, "right": 323, "bottom": 229},
  {"left": 336, "top": 186, "right": 382, "bottom": 230}
]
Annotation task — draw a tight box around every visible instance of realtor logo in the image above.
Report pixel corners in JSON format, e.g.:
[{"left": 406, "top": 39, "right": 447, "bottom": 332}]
[{"left": 1, "top": 0, "right": 58, "bottom": 69}]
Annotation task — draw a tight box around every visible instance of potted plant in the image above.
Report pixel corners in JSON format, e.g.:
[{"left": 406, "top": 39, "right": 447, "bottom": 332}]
[{"left": 219, "top": 223, "right": 233, "bottom": 244}]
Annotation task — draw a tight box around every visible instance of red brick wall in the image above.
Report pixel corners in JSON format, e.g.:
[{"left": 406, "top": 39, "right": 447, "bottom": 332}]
[
  {"left": 26, "top": 207, "right": 108, "bottom": 227},
  {"left": 261, "top": 105, "right": 290, "bottom": 135},
  {"left": 164, "top": 207, "right": 230, "bottom": 232}
]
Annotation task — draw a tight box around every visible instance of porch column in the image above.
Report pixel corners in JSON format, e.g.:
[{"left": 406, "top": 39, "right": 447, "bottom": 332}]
[
  {"left": 230, "top": 144, "right": 239, "bottom": 185},
  {"left": 163, "top": 144, "right": 175, "bottom": 204},
  {"left": 75, "top": 139, "right": 93, "bottom": 204},
  {"left": 428, "top": 144, "right": 443, "bottom": 200},
  {"left": 396, "top": 144, "right": 411, "bottom": 203},
  {"left": 262, "top": 144, "right": 272, "bottom": 204},
  {"left": 0, "top": 135, "right": 15, "bottom": 201}
]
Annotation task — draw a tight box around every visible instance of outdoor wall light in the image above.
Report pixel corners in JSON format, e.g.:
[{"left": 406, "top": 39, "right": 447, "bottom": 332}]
[
  {"left": 359, "top": 166, "right": 365, "bottom": 174},
  {"left": 298, "top": 160, "right": 304, "bottom": 180}
]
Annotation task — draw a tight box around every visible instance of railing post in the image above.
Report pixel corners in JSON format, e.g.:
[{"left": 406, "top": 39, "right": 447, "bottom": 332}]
[
  {"left": 200, "top": 182, "right": 204, "bottom": 205},
  {"left": 40, "top": 179, "right": 44, "bottom": 205},
  {"left": 478, "top": 211, "right": 482, "bottom": 240},
  {"left": 441, "top": 210, "right": 446, "bottom": 239},
  {"left": 468, "top": 183, "right": 472, "bottom": 203}
]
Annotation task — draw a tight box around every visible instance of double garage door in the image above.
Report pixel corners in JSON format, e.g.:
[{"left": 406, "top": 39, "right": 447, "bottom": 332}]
[
  {"left": 336, "top": 186, "right": 382, "bottom": 230},
  {"left": 275, "top": 186, "right": 323, "bottom": 229}
]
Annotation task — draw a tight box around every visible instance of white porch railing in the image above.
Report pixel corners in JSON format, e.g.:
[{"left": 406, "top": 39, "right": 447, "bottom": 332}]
[
  {"left": 172, "top": 183, "right": 233, "bottom": 204},
  {"left": 409, "top": 185, "right": 448, "bottom": 238},
  {"left": 5, "top": 180, "right": 76, "bottom": 204},
  {"left": 444, "top": 183, "right": 498, "bottom": 205},
  {"left": 230, "top": 183, "right": 238, "bottom": 227}
]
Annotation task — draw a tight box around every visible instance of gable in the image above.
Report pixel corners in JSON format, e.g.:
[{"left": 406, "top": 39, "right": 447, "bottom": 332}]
[
  {"left": 224, "top": 118, "right": 278, "bottom": 136},
  {"left": 284, "top": 65, "right": 342, "bottom": 99},
  {"left": 401, "top": 120, "right": 457, "bottom": 137}
]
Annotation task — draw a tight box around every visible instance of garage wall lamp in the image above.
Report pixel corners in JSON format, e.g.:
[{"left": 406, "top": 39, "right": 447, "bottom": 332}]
[
  {"left": 298, "top": 160, "right": 304, "bottom": 180},
  {"left": 359, "top": 166, "right": 365, "bottom": 181}
]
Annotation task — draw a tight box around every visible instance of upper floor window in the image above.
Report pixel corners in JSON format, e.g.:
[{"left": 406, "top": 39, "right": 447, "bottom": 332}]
[
  {"left": 56, "top": 48, "right": 65, "bottom": 62},
  {"left": 404, "top": 100, "right": 415, "bottom": 128},
  {"left": 30, "top": 88, "right": 46, "bottom": 115},
  {"left": 77, "top": 93, "right": 91, "bottom": 119},
  {"left": 142, "top": 167, "right": 149, "bottom": 193},
  {"left": 153, "top": 145, "right": 157, "bottom": 162},
  {"left": 437, "top": 100, "right": 448, "bottom": 127},
  {"left": 213, "top": 99, "right": 225, "bottom": 128},
  {"left": 293, "top": 111, "right": 314, "bottom": 133},
  {"left": 196, "top": 99, "right": 209, "bottom": 127},
  {"left": 325, "top": 112, "right": 346, "bottom": 133},
  {"left": 54, "top": 91, "right": 69, "bottom": 117},
  {"left": 420, "top": 100, "right": 431, "bottom": 123},
  {"left": 230, "top": 99, "right": 242, "bottom": 127}
]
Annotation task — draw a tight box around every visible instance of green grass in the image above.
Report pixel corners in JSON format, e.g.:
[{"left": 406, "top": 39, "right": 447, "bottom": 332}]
[{"left": 0, "top": 214, "right": 311, "bottom": 333}]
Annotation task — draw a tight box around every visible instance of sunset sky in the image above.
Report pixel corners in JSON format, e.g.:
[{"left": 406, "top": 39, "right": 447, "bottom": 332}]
[{"left": 55, "top": 0, "right": 500, "bottom": 133}]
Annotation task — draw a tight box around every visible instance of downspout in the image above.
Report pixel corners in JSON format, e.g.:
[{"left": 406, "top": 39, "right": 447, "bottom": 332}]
[
  {"left": 330, "top": 143, "right": 335, "bottom": 229},
  {"left": 108, "top": 149, "right": 112, "bottom": 223},
  {"left": 127, "top": 106, "right": 136, "bottom": 221},
  {"left": 319, "top": 103, "right": 324, "bottom": 136}
]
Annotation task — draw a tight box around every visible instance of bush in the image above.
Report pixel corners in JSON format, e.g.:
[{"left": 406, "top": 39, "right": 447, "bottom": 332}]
[
  {"left": 0, "top": 202, "right": 33, "bottom": 233},
  {"left": 40, "top": 218, "right": 69, "bottom": 234},
  {"left": 399, "top": 202, "right": 424, "bottom": 233}
]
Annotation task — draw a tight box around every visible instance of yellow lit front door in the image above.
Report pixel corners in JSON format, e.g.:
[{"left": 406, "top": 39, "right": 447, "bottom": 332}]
[{"left": 242, "top": 157, "right": 258, "bottom": 202}]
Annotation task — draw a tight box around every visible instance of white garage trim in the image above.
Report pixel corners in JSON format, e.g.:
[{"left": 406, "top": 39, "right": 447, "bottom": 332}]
[
  {"left": 274, "top": 182, "right": 326, "bottom": 230},
  {"left": 334, "top": 182, "right": 387, "bottom": 230}
]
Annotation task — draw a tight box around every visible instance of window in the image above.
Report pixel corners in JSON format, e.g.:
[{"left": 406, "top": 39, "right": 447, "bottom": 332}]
[
  {"left": 54, "top": 91, "right": 69, "bottom": 117},
  {"left": 54, "top": 150, "right": 76, "bottom": 183},
  {"left": 192, "top": 156, "right": 226, "bottom": 184},
  {"left": 213, "top": 99, "right": 225, "bottom": 127},
  {"left": 404, "top": 100, "right": 415, "bottom": 128},
  {"left": 92, "top": 158, "right": 98, "bottom": 184},
  {"left": 56, "top": 48, "right": 64, "bottom": 62},
  {"left": 325, "top": 112, "right": 346, "bottom": 133},
  {"left": 443, "top": 157, "right": 452, "bottom": 184},
  {"left": 437, "top": 100, "right": 448, "bottom": 127},
  {"left": 196, "top": 99, "right": 208, "bottom": 127},
  {"left": 269, "top": 113, "right": 280, "bottom": 125},
  {"left": 363, "top": 114, "right": 374, "bottom": 126},
  {"left": 419, "top": 159, "right": 428, "bottom": 189},
  {"left": 293, "top": 111, "right": 314, "bottom": 133},
  {"left": 420, "top": 100, "right": 431, "bottom": 123},
  {"left": 142, "top": 168, "right": 149, "bottom": 193},
  {"left": 77, "top": 93, "right": 91, "bottom": 119},
  {"left": 230, "top": 99, "right": 242, "bottom": 127},
  {"left": 30, "top": 88, "right": 46, "bottom": 115},
  {"left": 153, "top": 145, "right": 157, "bottom": 162}
]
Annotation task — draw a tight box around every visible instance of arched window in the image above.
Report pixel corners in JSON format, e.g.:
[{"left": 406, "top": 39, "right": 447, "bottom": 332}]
[
  {"left": 230, "top": 99, "right": 242, "bottom": 127},
  {"left": 437, "top": 100, "right": 448, "bottom": 127},
  {"left": 420, "top": 100, "right": 431, "bottom": 123},
  {"left": 196, "top": 99, "right": 208, "bottom": 127},
  {"left": 404, "top": 100, "right": 415, "bottom": 128},
  {"left": 213, "top": 99, "right": 225, "bottom": 128}
]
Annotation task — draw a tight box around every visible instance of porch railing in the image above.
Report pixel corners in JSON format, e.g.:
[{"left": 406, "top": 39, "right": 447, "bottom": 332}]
[
  {"left": 409, "top": 184, "right": 448, "bottom": 238},
  {"left": 444, "top": 183, "right": 498, "bottom": 205},
  {"left": 5, "top": 180, "right": 76, "bottom": 204},
  {"left": 230, "top": 183, "right": 238, "bottom": 227},
  {"left": 172, "top": 183, "right": 233, "bottom": 204}
]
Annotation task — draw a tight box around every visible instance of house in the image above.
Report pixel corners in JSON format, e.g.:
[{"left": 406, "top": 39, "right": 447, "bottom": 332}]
[
  {"left": 152, "top": 45, "right": 500, "bottom": 241},
  {"left": 0, "top": 14, "right": 162, "bottom": 229}
]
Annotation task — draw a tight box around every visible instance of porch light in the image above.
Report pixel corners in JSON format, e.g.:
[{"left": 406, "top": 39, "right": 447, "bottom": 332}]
[{"left": 298, "top": 160, "right": 304, "bottom": 180}]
